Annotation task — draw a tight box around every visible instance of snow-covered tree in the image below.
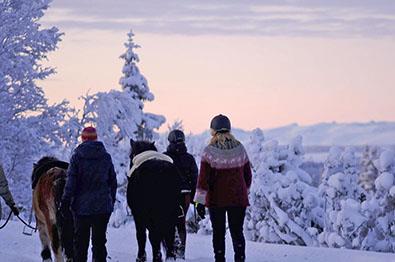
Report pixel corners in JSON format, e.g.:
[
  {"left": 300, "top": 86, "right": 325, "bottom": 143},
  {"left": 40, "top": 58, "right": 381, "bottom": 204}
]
[
  {"left": 119, "top": 30, "right": 158, "bottom": 140},
  {"left": 0, "top": 0, "right": 79, "bottom": 212},
  {"left": 359, "top": 146, "right": 380, "bottom": 193},
  {"left": 362, "top": 149, "right": 395, "bottom": 252},
  {"left": 245, "top": 128, "right": 265, "bottom": 171},
  {"left": 318, "top": 147, "right": 369, "bottom": 249},
  {"left": 245, "top": 136, "right": 323, "bottom": 246}
]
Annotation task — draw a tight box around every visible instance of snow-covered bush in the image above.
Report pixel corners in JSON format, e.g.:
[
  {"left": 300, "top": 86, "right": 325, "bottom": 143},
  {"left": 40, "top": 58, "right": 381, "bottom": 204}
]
[
  {"left": 318, "top": 147, "right": 368, "bottom": 249},
  {"left": 361, "top": 149, "right": 395, "bottom": 252},
  {"left": 245, "top": 135, "right": 323, "bottom": 246}
]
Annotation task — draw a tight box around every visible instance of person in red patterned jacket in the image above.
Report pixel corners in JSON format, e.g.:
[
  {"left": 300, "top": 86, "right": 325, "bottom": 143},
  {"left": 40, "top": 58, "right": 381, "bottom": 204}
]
[{"left": 194, "top": 114, "right": 252, "bottom": 262}]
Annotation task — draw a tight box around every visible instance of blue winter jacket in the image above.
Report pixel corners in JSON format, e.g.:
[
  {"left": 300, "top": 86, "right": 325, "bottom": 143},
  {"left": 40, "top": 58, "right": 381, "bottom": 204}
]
[{"left": 63, "top": 141, "right": 117, "bottom": 216}]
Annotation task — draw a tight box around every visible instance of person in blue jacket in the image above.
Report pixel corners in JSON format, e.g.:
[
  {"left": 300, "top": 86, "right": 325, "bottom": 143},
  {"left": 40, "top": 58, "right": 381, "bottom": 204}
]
[{"left": 61, "top": 126, "right": 117, "bottom": 262}]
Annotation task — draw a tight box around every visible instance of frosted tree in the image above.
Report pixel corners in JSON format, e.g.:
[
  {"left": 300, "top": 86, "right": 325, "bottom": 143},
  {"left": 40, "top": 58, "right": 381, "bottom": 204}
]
[
  {"left": 361, "top": 149, "right": 395, "bottom": 252},
  {"left": 359, "top": 146, "right": 380, "bottom": 193},
  {"left": 245, "top": 128, "right": 265, "bottom": 171},
  {"left": 0, "top": 0, "right": 79, "bottom": 211},
  {"left": 318, "top": 147, "right": 369, "bottom": 249},
  {"left": 245, "top": 137, "right": 323, "bottom": 246},
  {"left": 167, "top": 119, "right": 184, "bottom": 132},
  {"left": 119, "top": 30, "right": 157, "bottom": 140}
]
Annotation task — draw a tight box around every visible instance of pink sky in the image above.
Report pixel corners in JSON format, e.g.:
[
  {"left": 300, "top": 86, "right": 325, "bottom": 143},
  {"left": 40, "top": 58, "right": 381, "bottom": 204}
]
[{"left": 40, "top": 2, "right": 395, "bottom": 133}]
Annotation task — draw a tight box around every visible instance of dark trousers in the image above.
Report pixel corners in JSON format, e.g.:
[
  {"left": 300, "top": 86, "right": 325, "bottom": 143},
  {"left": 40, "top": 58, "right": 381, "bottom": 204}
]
[
  {"left": 61, "top": 217, "right": 75, "bottom": 259},
  {"left": 175, "top": 193, "right": 191, "bottom": 256},
  {"left": 73, "top": 214, "right": 111, "bottom": 262},
  {"left": 209, "top": 207, "right": 246, "bottom": 262}
]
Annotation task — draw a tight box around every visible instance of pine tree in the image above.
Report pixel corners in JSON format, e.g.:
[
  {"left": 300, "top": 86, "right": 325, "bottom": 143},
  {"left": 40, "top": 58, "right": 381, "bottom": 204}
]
[
  {"left": 365, "top": 149, "right": 395, "bottom": 251},
  {"left": 318, "top": 147, "right": 368, "bottom": 249},
  {"left": 119, "top": 30, "right": 158, "bottom": 140},
  {"left": 359, "top": 146, "right": 380, "bottom": 193}
]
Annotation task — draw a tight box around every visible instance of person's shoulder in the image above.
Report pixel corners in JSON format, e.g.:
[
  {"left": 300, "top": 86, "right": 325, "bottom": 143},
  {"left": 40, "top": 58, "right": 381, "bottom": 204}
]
[
  {"left": 103, "top": 151, "right": 113, "bottom": 162},
  {"left": 185, "top": 152, "right": 196, "bottom": 161}
]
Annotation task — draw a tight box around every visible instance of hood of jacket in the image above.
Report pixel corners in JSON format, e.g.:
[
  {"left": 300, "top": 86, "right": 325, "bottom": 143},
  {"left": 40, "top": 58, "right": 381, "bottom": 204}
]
[{"left": 75, "top": 141, "right": 107, "bottom": 160}]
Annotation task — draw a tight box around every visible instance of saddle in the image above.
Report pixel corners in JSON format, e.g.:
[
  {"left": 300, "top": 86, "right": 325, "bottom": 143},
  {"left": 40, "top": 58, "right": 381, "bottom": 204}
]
[{"left": 31, "top": 160, "right": 69, "bottom": 189}]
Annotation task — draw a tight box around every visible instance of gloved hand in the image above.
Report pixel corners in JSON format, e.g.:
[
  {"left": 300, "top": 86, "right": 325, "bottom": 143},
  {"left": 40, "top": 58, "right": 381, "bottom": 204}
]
[
  {"left": 10, "top": 204, "right": 19, "bottom": 216},
  {"left": 196, "top": 203, "right": 206, "bottom": 219},
  {"left": 60, "top": 200, "right": 71, "bottom": 218}
]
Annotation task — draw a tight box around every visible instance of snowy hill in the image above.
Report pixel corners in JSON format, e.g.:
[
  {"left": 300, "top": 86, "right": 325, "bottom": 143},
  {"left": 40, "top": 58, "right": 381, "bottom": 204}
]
[
  {"left": 1, "top": 220, "right": 394, "bottom": 262},
  {"left": 190, "top": 122, "right": 395, "bottom": 146}
]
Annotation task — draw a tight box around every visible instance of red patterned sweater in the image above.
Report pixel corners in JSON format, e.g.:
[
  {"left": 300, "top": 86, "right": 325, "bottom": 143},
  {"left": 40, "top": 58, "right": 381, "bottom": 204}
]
[{"left": 194, "top": 143, "right": 252, "bottom": 208}]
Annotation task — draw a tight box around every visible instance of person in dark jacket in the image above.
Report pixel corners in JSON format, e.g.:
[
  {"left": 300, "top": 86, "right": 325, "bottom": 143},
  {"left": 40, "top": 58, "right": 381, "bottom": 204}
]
[
  {"left": 194, "top": 115, "right": 252, "bottom": 262},
  {"left": 61, "top": 126, "right": 117, "bottom": 262},
  {"left": 164, "top": 129, "right": 198, "bottom": 259}
]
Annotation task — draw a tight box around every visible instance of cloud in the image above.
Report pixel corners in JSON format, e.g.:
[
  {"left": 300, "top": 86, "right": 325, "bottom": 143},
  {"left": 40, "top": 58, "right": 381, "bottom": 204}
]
[{"left": 42, "top": 0, "right": 395, "bottom": 37}]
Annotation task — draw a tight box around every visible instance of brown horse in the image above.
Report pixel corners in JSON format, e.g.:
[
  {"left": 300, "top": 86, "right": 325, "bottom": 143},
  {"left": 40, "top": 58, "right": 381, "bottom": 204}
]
[{"left": 32, "top": 157, "right": 73, "bottom": 262}]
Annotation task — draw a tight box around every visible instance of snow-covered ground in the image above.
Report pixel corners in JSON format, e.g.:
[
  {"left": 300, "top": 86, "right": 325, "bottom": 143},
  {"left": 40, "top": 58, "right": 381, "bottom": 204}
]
[{"left": 1, "top": 220, "right": 394, "bottom": 262}]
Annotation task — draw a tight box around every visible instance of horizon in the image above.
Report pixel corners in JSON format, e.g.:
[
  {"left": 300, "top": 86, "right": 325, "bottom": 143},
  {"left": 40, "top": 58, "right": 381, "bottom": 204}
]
[{"left": 39, "top": 0, "right": 395, "bottom": 133}]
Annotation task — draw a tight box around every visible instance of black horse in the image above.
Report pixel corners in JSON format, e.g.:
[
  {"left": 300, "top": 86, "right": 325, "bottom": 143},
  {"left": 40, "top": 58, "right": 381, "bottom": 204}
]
[{"left": 127, "top": 140, "right": 182, "bottom": 262}]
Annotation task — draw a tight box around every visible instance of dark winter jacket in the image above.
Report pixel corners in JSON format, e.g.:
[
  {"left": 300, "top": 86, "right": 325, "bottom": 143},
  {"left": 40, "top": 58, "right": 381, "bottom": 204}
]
[
  {"left": 62, "top": 141, "right": 117, "bottom": 216},
  {"left": 194, "top": 142, "right": 252, "bottom": 208},
  {"left": 127, "top": 157, "right": 182, "bottom": 226},
  {"left": 164, "top": 143, "right": 198, "bottom": 198}
]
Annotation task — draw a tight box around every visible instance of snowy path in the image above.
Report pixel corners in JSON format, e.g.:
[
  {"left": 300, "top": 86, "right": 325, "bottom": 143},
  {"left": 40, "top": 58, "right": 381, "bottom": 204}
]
[{"left": 0, "top": 220, "right": 394, "bottom": 262}]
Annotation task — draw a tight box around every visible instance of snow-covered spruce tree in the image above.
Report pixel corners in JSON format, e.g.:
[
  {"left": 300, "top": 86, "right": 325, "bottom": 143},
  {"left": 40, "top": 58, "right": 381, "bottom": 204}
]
[
  {"left": 359, "top": 149, "right": 395, "bottom": 252},
  {"left": 0, "top": 0, "right": 79, "bottom": 213},
  {"left": 80, "top": 30, "right": 165, "bottom": 227},
  {"left": 119, "top": 30, "right": 156, "bottom": 140},
  {"left": 359, "top": 146, "right": 380, "bottom": 193},
  {"left": 245, "top": 136, "right": 323, "bottom": 246},
  {"left": 245, "top": 128, "right": 265, "bottom": 171},
  {"left": 318, "top": 147, "right": 369, "bottom": 249}
]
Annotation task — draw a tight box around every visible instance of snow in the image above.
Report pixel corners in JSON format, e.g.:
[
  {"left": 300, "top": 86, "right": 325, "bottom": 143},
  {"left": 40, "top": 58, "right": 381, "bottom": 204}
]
[
  {"left": 379, "top": 150, "right": 395, "bottom": 171},
  {"left": 1, "top": 221, "right": 394, "bottom": 262},
  {"left": 375, "top": 172, "right": 394, "bottom": 191}
]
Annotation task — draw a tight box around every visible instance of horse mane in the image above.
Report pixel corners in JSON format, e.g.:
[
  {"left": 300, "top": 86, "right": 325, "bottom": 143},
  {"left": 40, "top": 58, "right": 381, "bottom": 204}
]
[
  {"left": 130, "top": 139, "right": 157, "bottom": 160},
  {"left": 32, "top": 156, "right": 68, "bottom": 190},
  {"left": 35, "top": 156, "right": 60, "bottom": 169}
]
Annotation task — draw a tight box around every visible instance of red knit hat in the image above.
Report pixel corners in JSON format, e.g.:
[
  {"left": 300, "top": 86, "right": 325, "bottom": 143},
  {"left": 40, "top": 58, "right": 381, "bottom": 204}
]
[{"left": 81, "top": 126, "right": 97, "bottom": 141}]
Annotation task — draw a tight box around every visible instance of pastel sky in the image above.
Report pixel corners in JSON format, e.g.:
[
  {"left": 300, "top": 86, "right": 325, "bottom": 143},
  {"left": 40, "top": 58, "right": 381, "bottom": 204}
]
[{"left": 40, "top": 0, "right": 395, "bottom": 133}]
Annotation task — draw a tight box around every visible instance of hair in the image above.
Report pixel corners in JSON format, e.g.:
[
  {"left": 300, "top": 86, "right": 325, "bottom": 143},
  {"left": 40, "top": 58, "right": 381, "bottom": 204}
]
[{"left": 209, "top": 130, "right": 240, "bottom": 150}]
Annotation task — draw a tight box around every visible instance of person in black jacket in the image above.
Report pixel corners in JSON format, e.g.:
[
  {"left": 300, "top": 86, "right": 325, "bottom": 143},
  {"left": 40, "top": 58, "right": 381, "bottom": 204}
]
[
  {"left": 61, "top": 126, "right": 117, "bottom": 262},
  {"left": 164, "top": 130, "right": 198, "bottom": 259}
]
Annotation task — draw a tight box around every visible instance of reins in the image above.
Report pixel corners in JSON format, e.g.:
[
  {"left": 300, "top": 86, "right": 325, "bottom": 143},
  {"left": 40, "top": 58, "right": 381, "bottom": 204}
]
[
  {"left": 0, "top": 211, "right": 37, "bottom": 231},
  {"left": 17, "top": 214, "right": 37, "bottom": 231},
  {"left": 0, "top": 211, "right": 12, "bottom": 229}
]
